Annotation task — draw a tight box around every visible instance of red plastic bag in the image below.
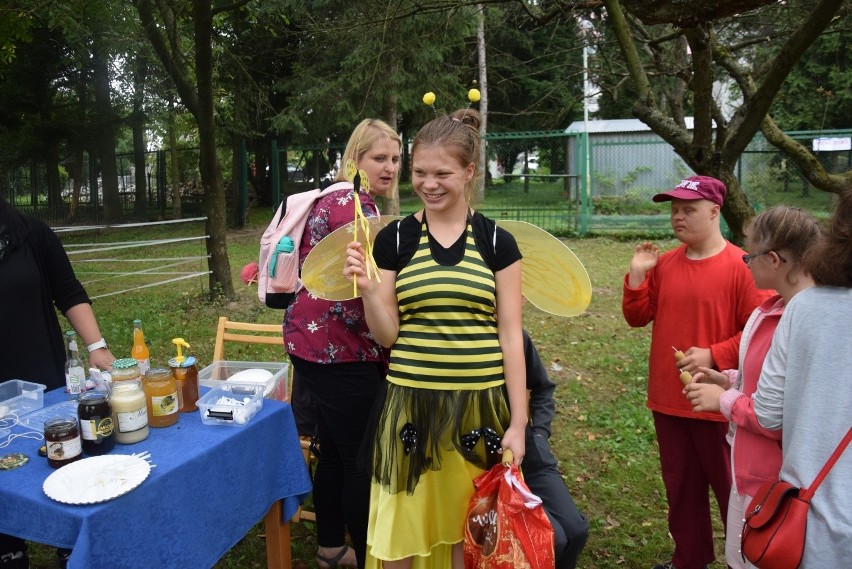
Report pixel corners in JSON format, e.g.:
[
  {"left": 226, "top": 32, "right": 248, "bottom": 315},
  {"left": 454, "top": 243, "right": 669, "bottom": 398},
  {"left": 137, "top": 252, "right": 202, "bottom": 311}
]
[{"left": 464, "top": 455, "right": 555, "bottom": 569}]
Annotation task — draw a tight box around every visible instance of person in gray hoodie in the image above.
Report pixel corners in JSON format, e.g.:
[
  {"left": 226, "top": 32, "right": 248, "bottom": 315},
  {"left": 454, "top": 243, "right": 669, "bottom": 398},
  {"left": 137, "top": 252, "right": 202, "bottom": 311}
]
[{"left": 753, "top": 189, "right": 852, "bottom": 567}]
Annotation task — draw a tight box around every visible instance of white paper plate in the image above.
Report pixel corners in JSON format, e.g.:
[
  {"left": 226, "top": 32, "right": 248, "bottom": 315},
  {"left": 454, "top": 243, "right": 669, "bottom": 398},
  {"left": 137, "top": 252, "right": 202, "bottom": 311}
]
[
  {"left": 226, "top": 368, "right": 274, "bottom": 396},
  {"left": 43, "top": 455, "right": 151, "bottom": 505}
]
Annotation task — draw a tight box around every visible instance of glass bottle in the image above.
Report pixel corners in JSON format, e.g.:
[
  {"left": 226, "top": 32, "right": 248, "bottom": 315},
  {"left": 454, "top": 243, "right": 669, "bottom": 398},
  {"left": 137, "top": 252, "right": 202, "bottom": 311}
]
[
  {"left": 131, "top": 319, "right": 151, "bottom": 376},
  {"left": 64, "top": 331, "right": 85, "bottom": 396},
  {"left": 78, "top": 391, "right": 115, "bottom": 455},
  {"left": 109, "top": 380, "right": 149, "bottom": 444},
  {"left": 142, "top": 368, "right": 179, "bottom": 427}
]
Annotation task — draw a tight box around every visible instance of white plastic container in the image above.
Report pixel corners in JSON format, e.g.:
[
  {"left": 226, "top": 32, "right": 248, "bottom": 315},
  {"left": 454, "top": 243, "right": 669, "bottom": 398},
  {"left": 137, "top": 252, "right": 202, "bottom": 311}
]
[
  {"left": 197, "top": 383, "right": 265, "bottom": 427},
  {"left": 0, "top": 380, "right": 47, "bottom": 418},
  {"left": 197, "top": 360, "right": 289, "bottom": 401}
]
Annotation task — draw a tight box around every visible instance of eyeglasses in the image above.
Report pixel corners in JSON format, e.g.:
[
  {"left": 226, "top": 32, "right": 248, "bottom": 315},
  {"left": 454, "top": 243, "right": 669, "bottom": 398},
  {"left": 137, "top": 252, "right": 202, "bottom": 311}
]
[{"left": 742, "top": 250, "right": 787, "bottom": 265}]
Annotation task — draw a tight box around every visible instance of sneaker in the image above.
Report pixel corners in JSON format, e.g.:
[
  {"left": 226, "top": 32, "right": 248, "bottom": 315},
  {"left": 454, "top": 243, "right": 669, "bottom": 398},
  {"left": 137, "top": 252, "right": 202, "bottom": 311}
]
[{"left": 0, "top": 549, "right": 28, "bottom": 569}]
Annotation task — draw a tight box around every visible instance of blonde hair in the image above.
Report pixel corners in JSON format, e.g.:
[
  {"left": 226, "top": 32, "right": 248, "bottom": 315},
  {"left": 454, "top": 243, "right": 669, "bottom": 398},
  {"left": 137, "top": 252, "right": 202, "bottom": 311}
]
[
  {"left": 335, "top": 119, "right": 403, "bottom": 199},
  {"left": 411, "top": 109, "right": 482, "bottom": 202}
]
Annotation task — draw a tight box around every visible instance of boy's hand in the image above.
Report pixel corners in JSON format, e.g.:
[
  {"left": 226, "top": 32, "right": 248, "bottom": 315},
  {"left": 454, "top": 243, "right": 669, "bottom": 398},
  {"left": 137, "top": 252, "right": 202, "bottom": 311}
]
[{"left": 628, "top": 242, "right": 660, "bottom": 287}]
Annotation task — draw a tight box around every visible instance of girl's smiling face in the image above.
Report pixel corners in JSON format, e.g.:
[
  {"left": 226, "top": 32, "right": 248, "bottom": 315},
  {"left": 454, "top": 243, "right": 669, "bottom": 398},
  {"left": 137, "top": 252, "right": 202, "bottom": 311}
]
[{"left": 411, "top": 145, "right": 474, "bottom": 215}]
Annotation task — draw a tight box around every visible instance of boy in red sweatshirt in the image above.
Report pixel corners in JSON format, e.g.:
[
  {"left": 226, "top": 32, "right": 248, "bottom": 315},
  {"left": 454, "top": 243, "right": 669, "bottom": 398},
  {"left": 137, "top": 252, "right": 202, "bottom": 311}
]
[{"left": 622, "top": 176, "right": 772, "bottom": 569}]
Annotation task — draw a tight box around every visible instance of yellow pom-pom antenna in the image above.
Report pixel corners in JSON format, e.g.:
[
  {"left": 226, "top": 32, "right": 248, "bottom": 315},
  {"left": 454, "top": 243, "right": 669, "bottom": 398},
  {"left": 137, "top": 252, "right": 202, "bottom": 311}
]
[
  {"left": 422, "top": 92, "right": 436, "bottom": 106},
  {"left": 468, "top": 88, "right": 481, "bottom": 103}
]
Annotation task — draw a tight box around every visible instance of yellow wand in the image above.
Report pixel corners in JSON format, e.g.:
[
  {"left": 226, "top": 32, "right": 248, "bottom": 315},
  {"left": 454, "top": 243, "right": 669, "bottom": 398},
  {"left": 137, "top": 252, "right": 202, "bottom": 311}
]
[{"left": 345, "top": 160, "right": 381, "bottom": 297}]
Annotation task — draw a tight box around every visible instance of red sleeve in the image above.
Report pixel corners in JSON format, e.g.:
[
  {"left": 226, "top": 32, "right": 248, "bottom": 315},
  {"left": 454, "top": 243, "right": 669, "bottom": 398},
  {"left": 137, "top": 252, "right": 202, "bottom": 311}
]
[
  {"left": 709, "top": 267, "right": 775, "bottom": 370},
  {"left": 731, "top": 393, "right": 783, "bottom": 440},
  {"left": 622, "top": 272, "right": 655, "bottom": 328}
]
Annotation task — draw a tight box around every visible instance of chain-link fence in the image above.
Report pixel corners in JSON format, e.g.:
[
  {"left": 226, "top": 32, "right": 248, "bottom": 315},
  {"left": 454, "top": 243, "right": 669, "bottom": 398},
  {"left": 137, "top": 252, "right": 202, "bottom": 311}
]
[{"left": 4, "top": 128, "right": 849, "bottom": 234}]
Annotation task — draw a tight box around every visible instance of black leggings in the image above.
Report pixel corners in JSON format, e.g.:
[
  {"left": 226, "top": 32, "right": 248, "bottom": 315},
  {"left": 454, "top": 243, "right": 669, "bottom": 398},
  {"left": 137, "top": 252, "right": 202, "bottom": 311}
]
[{"left": 290, "top": 356, "right": 383, "bottom": 569}]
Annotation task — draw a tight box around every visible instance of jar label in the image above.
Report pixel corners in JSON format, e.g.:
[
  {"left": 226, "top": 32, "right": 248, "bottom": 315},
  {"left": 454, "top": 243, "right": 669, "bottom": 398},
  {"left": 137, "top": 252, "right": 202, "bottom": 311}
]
[
  {"left": 116, "top": 407, "right": 148, "bottom": 432},
  {"left": 151, "top": 393, "right": 178, "bottom": 416},
  {"left": 138, "top": 358, "right": 150, "bottom": 376},
  {"left": 47, "top": 437, "right": 82, "bottom": 461},
  {"left": 81, "top": 417, "right": 115, "bottom": 440}
]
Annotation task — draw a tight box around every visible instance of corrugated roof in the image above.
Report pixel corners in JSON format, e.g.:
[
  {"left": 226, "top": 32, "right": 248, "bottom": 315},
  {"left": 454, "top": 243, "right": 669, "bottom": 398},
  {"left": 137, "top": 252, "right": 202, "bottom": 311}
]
[{"left": 565, "top": 117, "right": 696, "bottom": 133}]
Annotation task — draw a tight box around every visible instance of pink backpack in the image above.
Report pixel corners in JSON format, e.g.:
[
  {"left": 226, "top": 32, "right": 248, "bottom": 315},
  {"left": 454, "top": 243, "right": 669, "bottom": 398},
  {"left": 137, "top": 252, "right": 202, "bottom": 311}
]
[{"left": 258, "top": 181, "right": 351, "bottom": 308}]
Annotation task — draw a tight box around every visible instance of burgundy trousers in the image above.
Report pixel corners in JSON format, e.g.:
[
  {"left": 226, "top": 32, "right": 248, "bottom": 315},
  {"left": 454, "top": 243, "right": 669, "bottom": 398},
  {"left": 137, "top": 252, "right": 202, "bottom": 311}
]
[{"left": 653, "top": 412, "right": 732, "bottom": 569}]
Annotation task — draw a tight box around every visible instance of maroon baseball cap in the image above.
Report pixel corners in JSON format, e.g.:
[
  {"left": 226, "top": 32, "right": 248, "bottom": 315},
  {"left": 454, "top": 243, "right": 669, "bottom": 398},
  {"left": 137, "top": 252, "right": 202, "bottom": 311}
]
[{"left": 652, "top": 176, "right": 726, "bottom": 206}]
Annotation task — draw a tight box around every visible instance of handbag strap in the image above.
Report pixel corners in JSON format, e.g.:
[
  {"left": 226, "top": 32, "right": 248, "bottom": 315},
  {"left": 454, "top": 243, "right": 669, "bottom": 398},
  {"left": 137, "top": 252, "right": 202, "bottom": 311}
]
[{"left": 800, "top": 427, "right": 852, "bottom": 502}]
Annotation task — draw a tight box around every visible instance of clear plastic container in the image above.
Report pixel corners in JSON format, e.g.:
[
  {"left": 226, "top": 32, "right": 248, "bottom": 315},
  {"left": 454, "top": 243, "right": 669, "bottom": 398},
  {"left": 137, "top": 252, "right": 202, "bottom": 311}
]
[
  {"left": 0, "top": 380, "right": 47, "bottom": 418},
  {"left": 198, "top": 361, "right": 289, "bottom": 401},
  {"left": 197, "top": 383, "right": 264, "bottom": 427}
]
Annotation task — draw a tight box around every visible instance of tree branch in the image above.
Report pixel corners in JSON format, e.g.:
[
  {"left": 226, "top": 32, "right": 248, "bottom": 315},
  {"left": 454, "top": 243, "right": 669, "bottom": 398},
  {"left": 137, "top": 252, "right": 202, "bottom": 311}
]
[
  {"left": 724, "top": 0, "right": 845, "bottom": 162},
  {"left": 135, "top": 0, "right": 199, "bottom": 117}
]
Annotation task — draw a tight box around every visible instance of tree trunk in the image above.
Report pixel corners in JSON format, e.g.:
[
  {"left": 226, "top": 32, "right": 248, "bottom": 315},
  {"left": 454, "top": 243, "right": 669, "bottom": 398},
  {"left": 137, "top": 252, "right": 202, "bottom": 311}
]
[
  {"left": 167, "top": 98, "right": 182, "bottom": 220},
  {"left": 476, "top": 3, "right": 487, "bottom": 202},
  {"left": 92, "top": 38, "right": 121, "bottom": 223},
  {"left": 193, "top": 0, "right": 234, "bottom": 299},
  {"left": 132, "top": 54, "right": 148, "bottom": 216}
]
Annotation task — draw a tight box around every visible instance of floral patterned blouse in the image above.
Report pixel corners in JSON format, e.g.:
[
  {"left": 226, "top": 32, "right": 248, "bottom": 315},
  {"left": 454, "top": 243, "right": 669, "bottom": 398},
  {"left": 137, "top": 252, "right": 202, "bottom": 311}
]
[{"left": 283, "top": 185, "right": 388, "bottom": 365}]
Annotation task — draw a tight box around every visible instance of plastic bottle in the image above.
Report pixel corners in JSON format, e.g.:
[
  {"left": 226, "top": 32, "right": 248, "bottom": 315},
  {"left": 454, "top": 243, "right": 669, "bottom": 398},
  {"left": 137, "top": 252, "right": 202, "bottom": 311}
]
[
  {"left": 64, "top": 331, "right": 85, "bottom": 396},
  {"left": 131, "top": 319, "right": 151, "bottom": 375},
  {"left": 269, "top": 236, "right": 294, "bottom": 277}
]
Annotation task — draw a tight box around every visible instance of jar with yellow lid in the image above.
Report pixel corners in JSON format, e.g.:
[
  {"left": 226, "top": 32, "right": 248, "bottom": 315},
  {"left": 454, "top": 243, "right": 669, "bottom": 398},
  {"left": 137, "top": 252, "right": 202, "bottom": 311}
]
[
  {"left": 143, "top": 368, "right": 179, "bottom": 427},
  {"left": 111, "top": 358, "right": 142, "bottom": 384}
]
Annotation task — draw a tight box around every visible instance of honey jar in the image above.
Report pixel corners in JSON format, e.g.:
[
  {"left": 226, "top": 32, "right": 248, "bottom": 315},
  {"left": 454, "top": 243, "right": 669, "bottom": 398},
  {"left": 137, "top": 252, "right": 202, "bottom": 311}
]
[
  {"left": 111, "top": 358, "right": 142, "bottom": 384},
  {"left": 143, "top": 368, "right": 179, "bottom": 427},
  {"left": 77, "top": 391, "right": 115, "bottom": 455},
  {"left": 44, "top": 417, "right": 83, "bottom": 468},
  {"left": 109, "top": 380, "right": 149, "bottom": 444}
]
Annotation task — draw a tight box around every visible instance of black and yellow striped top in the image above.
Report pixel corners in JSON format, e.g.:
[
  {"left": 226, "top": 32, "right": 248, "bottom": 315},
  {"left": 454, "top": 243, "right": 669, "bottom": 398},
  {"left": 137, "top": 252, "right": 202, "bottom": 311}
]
[{"left": 387, "top": 218, "right": 504, "bottom": 390}]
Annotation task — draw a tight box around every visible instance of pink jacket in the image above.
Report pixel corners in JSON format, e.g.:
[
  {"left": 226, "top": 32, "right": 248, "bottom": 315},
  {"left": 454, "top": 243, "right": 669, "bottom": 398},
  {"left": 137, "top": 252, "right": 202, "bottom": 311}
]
[{"left": 719, "top": 295, "right": 784, "bottom": 497}]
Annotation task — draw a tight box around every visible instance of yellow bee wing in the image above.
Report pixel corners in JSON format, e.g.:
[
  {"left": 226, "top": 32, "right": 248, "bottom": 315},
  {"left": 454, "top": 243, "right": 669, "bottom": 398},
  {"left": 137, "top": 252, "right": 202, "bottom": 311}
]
[
  {"left": 300, "top": 216, "right": 402, "bottom": 301},
  {"left": 300, "top": 217, "right": 592, "bottom": 317},
  {"left": 496, "top": 220, "right": 592, "bottom": 317}
]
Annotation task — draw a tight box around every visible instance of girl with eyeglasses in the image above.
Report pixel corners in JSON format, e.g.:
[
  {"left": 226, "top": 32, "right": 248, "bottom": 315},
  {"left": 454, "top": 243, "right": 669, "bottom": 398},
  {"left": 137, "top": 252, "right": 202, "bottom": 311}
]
[{"left": 683, "top": 205, "right": 822, "bottom": 569}]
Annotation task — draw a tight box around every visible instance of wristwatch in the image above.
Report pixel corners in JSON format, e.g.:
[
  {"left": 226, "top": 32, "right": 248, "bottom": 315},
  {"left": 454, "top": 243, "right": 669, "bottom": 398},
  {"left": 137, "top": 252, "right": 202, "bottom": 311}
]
[{"left": 87, "top": 338, "right": 109, "bottom": 352}]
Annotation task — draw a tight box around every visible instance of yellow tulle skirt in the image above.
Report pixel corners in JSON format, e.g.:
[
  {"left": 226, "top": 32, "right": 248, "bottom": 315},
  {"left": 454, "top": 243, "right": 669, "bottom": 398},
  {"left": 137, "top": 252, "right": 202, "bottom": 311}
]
[{"left": 366, "top": 449, "right": 485, "bottom": 566}]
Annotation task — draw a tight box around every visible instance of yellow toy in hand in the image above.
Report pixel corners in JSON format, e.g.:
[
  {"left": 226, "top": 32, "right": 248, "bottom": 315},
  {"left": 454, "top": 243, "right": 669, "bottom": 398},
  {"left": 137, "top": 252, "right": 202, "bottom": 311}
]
[
  {"left": 673, "top": 347, "right": 693, "bottom": 386},
  {"left": 343, "top": 159, "right": 381, "bottom": 296}
]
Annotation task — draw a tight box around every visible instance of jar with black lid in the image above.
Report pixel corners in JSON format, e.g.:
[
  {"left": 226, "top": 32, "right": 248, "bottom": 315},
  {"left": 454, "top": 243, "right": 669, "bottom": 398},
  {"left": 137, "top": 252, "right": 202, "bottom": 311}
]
[
  {"left": 78, "top": 391, "right": 115, "bottom": 455},
  {"left": 44, "top": 417, "right": 83, "bottom": 469}
]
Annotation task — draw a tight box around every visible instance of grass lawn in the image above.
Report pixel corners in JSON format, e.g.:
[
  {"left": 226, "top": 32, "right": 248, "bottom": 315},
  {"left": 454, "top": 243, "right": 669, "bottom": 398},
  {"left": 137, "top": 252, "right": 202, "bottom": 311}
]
[{"left": 29, "top": 208, "right": 728, "bottom": 568}]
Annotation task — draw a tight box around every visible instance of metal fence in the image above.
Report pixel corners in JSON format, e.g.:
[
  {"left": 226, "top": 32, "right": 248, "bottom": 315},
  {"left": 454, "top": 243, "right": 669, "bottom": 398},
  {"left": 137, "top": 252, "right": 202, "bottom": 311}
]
[{"left": 3, "top": 128, "right": 849, "bottom": 235}]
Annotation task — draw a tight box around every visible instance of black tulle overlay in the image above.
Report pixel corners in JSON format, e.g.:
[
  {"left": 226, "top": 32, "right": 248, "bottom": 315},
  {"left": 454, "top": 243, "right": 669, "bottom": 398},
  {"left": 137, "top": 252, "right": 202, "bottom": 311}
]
[{"left": 370, "top": 381, "right": 510, "bottom": 495}]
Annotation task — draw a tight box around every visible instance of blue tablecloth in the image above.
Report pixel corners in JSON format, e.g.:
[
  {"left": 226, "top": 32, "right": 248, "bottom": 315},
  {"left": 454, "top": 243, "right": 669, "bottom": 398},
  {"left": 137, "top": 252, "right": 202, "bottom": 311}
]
[{"left": 0, "top": 388, "right": 312, "bottom": 569}]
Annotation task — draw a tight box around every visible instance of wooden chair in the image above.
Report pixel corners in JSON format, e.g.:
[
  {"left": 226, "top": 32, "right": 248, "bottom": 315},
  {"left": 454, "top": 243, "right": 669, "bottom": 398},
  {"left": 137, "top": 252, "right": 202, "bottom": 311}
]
[{"left": 212, "top": 317, "right": 317, "bottom": 527}]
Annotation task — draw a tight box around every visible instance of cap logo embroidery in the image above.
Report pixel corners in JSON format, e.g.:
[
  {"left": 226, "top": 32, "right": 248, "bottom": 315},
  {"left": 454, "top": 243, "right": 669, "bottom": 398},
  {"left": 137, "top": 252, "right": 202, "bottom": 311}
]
[{"left": 677, "top": 179, "right": 700, "bottom": 191}]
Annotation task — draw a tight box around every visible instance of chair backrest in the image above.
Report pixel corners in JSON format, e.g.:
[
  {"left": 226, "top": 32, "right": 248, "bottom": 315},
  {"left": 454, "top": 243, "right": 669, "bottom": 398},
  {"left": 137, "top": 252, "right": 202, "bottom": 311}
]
[
  {"left": 213, "top": 316, "right": 284, "bottom": 361},
  {"left": 212, "top": 316, "right": 315, "bottom": 523}
]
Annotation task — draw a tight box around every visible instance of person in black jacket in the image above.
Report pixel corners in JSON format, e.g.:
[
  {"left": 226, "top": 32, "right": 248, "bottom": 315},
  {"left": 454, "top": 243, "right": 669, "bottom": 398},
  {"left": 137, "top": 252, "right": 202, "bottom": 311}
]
[
  {"left": 1, "top": 194, "right": 115, "bottom": 569},
  {"left": 522, "top": 330, "right": 589, "bottom": 569}
]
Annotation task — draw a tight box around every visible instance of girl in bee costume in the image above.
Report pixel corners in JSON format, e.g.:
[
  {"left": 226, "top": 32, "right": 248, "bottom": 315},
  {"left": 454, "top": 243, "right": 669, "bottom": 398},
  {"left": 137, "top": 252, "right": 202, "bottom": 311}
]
[{"left": 346, "top": 107, "right": 527, "bottom": 568}]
